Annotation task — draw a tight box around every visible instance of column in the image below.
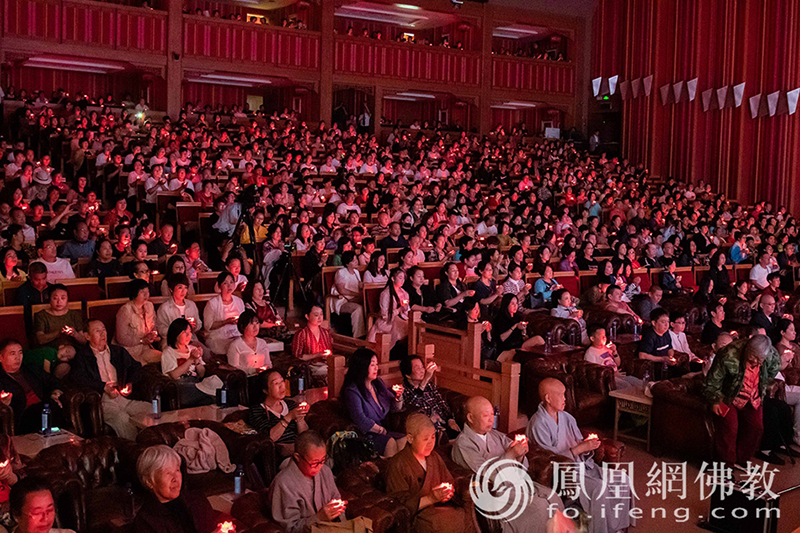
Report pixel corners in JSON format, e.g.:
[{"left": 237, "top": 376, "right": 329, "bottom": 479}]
[
  {"left": 165, "top": 0, "right": 183, "bottom": 118},
  {"left": 478, "top": 5, "right": 494, "bottom": 135},
  {"left": 318, "top": 0, "right": 335, "bottom": 126}
]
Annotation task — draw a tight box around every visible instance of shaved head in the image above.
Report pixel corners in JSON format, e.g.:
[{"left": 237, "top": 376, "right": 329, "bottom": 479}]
[
  {"left": 405, "top": 412, "right": 434, "bottom": 436},
  {"left": 464, "top": 396, "right": 494, "bottom": 435},
  {"left": 539, "top": 377, "right": 567, "bottom": 412}
]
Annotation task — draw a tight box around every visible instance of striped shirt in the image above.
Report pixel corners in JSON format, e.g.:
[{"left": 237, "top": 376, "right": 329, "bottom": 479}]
[{"left": 246, "top": 398, "right": 299, "bottom": 444}]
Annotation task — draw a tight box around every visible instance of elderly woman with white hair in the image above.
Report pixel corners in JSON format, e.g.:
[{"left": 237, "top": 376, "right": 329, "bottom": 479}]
[{"left": 133, "top": 445, "right": 230, "bottom": 533}]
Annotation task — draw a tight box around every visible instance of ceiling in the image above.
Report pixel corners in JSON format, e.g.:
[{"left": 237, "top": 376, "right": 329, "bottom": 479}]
[{"left": 490, "top": 0, "right": 596, "bottom": 18}]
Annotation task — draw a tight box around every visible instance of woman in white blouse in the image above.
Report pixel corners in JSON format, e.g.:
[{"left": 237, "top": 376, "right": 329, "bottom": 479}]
[
  {"left": 227, "top": 310, "right": 271, "bottom": 375},
  {"left": 367, "top": 268, "right": 409, "bottom": 349},
  {"left": 364, "top": 253, "right": 388, "bottom": 284},
  {"left": 161, "top": 318, "right": 213, "bottom": 407},
  {"left": 330, "top": 251, "right": 365, "bottom": 338},
  {"left": 203, "top": 271, "right": 245, "bottom": 355}
]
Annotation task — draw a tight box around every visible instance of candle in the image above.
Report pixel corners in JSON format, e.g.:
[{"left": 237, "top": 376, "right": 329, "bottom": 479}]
[
  {"left": 187, "top": 317, "right": 196, "bottom": 326},
  {"left": 401, "top": 300, "right": 409, "bottom": 307},
  {"left": 299, "top": 401, "right": 308, "bottom": 409},
  {"left": 323, "top": 349, "right": 332, "bottom": 356},
  {"left": 0, "top": 460, "right": 9, "bottom": 468},
  {"left": 119, "top": 384, "right": 132, "bottom": 396},
  {"left": 218, "top": 521, "right": 236, "bottom": 533},
  {"left": 330, "top": 498, "right": 347, "bottom": 508},
  {"left": 259, "top": 366, "right": 269, "bottom": 372},
  {"left": 437, "top": 482, "right": 453, "bottom": 491},
  {"left": 152, "top": 270, "right": 159, "bottom": 276},
  {"left": 392, "top": 384, "right": 403, "bottom": 394},
  {"left": 0, "top": 392, "right": 11, "bottom": 400},
  {"left": 514, "top": 434, "right": 527, "bottom": 444},
  {"left": 275, "top": 319, "right": 283, "bottom": 326},
  {"left": 587, "top": 433, "right": 599, "bottom": 440},
  {"left": 323, "top": 387, "right": 329, "bottom": 398},
  {"left": 520, "top": 321, "right": 528, "bottom": 327}
]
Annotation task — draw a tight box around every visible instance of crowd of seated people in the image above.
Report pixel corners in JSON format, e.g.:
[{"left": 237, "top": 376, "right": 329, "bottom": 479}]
[
  {"left": 340, "top": 26, "right": 466, "bottom": 50},
  {"left": 1, "top": 83, "right": 800, "bottom": 532},
  {"left": 492, "top": 40, "right": 567, "bottom": 61}
]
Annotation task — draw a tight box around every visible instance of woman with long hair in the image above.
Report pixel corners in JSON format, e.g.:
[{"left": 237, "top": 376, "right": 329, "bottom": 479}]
[
  {"left": 367, "top": 268, "right": 410, "bottom": 350},
  {"left": 161, "top": 318, "right": 213, "bottom": 407},
  {"left": 492, "top": 293, "right": 545, "bottom": 361},
  {"left": 364, "top": 252, "right": 388, "bottom": 284},
  {"left": 341, "top": 348, "right": 406, "bottom": 457},
  {"left": 437, "top": 262, "right": 473, "bottom": 313}
]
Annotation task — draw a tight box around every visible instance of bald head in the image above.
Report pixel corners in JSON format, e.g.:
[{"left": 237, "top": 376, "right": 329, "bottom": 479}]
[
  {"left": 464, "top": 396, "right": 494, "bottom": 435},
  {"left": 405, "top": 412, "right": 434, "bottom": 436},
  {"left": 760, "top": 294, "right": 776, "bottom": 313},
  {"left": 539, "top": 377, "right": 567, "bottom": 412}
]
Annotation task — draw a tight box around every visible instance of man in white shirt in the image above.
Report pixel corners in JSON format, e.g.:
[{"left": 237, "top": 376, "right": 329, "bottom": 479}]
[
  {"left": 144, "top": 164, "right": 170, "bottom": 206},
  {"left": 10, "top": 207, "right": 36, "bottom": 244},
  {"left": 750, "top": 251, "right": 777, "bottom": 290},
  {"left": 127, "top": 160, "right": 148, "bottom": 198},
  {"left": 336, "top": 191, "right": 361, "bottom": 220},
  {"left": 31, "top": 238, "right": 75, "bottom": 283},
  {"left": 475, "top": 214, "right": 498, "bottom": 236},
  {"left": 667, "top": 311, "right": 698, "bottom": 362}
]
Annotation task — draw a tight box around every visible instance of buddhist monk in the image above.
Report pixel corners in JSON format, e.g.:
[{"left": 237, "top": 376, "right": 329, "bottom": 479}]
[{"left": 385, "top": 413, "right": 475, "bottom": 533}]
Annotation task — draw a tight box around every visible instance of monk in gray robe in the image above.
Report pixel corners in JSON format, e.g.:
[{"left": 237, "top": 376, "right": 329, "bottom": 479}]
[
  {"left": 451, "top": 396, "right": 564, "bottom": 533},
  {"left": 385, "top": 413, "right": 476, "bottom": 533},
  {"left": 269, "top": 430, "right": 347, "bottom": 533},
  {"left": 527, "top": 378, "right": 631, "bottom": 533}
]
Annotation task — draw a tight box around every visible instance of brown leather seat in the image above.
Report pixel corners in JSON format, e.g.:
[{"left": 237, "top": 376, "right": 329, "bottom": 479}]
[
  {"left": 650, "top": 375, "right": 714, "bottom": 461},
  {"left": 136, "top": 420, "right": 277, "bottom": 496}
]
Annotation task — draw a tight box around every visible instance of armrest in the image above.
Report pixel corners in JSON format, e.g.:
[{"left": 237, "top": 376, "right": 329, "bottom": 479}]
[
  {"left": 567, "top": 360, "right": 615, "bottom": 395},
  {"left": 338, "top": 485, "right": 412, "bottom": 533},
  {"left": 225, "top": 433, "right": 277, "bottom": 491},
  {"left": 58, "top": 386, "right": 86, "bottom": 436},
  {"left": 0, "top": 401, "right": 14, "bottom": 435},
  {"left": 230, "top": 491, "right": 270, "bottom": 529},
  {"left": 132, "top": 366, "right": 179, "bottom": 411},
  {"left": 595, "top": 438, "right": 626, "bottom": 464},
  {"left": 207, "top": 365, "right": 248, "bottom": 406}
]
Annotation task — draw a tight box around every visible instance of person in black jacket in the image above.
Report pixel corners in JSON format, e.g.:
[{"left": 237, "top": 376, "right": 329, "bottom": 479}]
[
  {"left": 134, "top": 445, "right": 222, "bottom": 533},
  {"left": 749, "top": 294, "right": 785, "bottom": 341},
  {"left": 0, "top": 338, "right": 65, "bottom": 434},
  {"left": 71, "top": 319, "right": 150, "bottom": 440}
]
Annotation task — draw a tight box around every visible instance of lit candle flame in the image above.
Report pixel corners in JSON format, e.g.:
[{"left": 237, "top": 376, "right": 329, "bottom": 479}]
[
  {"left": 299, "top": 401, "right": 308, "bottom": 409},
  {"left": 438, "top": 482, "right": 453, "bottom": 491},
  {"left": 275, "top": 320, "right": 283, "bottom": 326},
  {"left": 392, "top": 384, "right": 402, "bottom": 394},
  {"left": 330, "top": 498, "right": 346, "bottom": 508},
  {"left": 0, "top": 460, "right": 8, "bottom": 468},
  {"left": 0, "top": 392, "right": 11, "bottom": 399},
  {"left": 323, "top": 349, "right": 332, "bottom": 356},
  {"left": 218, "top": 521, "right": 236, "bottom": 533},
  {"left": 587, "top": 433, "right": 599, "bottom": 440},
  {"left": 514, "top": 434, "right": 526, "bottom": 443},
  {"left": 119, "top": 384, "right": 132, "bottom": 396}
]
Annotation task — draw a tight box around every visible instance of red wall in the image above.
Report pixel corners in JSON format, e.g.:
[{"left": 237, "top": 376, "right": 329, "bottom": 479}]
[
  {"left": 3, "top": 66, "right": 153, "bottom": 104},
  {"left": 593, "top": 0, "right": 800, "bottom": 212}
]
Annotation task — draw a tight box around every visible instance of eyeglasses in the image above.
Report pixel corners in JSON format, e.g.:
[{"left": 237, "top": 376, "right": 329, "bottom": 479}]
[{"left": 299, "top": 454, "right": 327, "bottom": 469}]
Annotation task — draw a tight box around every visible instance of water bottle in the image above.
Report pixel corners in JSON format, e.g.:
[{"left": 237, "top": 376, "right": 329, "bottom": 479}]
[
  {"left": 218, "top": 385, "right": 228, "bottom": 408},
  {"left": 610, "top": 323, "right": 617, "bottom": 342},
  {"left": 298, "top": 375, "right": 305, "bottom": 394},
  {"left": 633, "top": 323, "right": 640, "bottom": 341},
  {"left": 125, "top": 483, "right": 136, "bottom": 520},
  {"left": 569, "top": 330, "right": 577, "bottom": 347},
  {"left": 661, "top": 360, "right": 669, "bottom": 381},
  {"left": 152, "top": 393, "right": 161, "bottom": 420},
  {"left": 544, "top": 332, "right": 552, "bottom": 354},
  {"left": 492, "top": 406, "right": 499, "bottom": 429},
  {"left": 234, "top": 464, "right": 244, "bottom": 494},
  {"left": 642, "top": 369, "right": 651, "bottom": 393},
  {"left": 41, "top": 403, "right": 51, "bottom": 435}
]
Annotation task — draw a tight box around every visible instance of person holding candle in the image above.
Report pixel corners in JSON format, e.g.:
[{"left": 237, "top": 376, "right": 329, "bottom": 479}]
[
  {"left": 156, "top": 274, "right": 204, "bottom": 352},
  {"left": 341, "top": 348, "right": 406, "bottom": 457},
  {"left": 72, "top": 320, "right": 151, "bottom": 441},
  {"left": 528, "top": 378, "right": 631, "bottom": 533},
  {"left": 160, "top": 318, "right": 213, "bottom": 408},
  {"left": 329, "top": 251, "right": 366, "bottom": 338},
  {"left": 32, "top": 284, "right": 86, "bottom": 349},
  {"left": 133, "top": 445, "right": 227, "bottom": 533},
  {"left": 242, "top": 280, "right": 283, "bottom": 335},
  {"left": 492, "top": 294, "right": 545, "bottom": 361},
  {"left": 451, "top": 395, "right": 562, "bottom": 533},
  {"left": 400, "top": 357, "right": 459, "bottom": 437},
  {"left": 291, "top": 304, "right": 334, "bottom": 379},
  {"left": 268, "top": 430, "right": 352, "bottom": 533},
  {"left": 637, "top": 308, "right": 680, "bottom": 380},
  {"left": 367, "top": 268, "right": 410, "bottom": 352},
  {"left": 246, "top": 370, "right": 308, "bottom": 451},
  {"left": 203, "top": 271, "right": 245, "bottom": 355},
  {"left": 114, "top": 279, "right": 161, "bottom": 365},
  {"left": 226, "top": 311, "right": 271, "bottom": 376},
  {"left": 584, "top": 325, "right": 641, "bottom": 390},
  {"left": 0, "top": 339, "right": 65, "bottom": 434},
  {"left": 384, "top": 413, "right": 473, "bottom": 533}
]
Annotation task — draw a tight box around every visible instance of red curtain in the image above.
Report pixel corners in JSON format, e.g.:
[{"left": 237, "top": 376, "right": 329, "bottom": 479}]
[{"left": 593, "top": 0, "right": 800, "bottom": 212}]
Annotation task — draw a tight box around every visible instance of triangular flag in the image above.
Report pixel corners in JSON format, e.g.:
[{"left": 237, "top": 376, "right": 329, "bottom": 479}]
[
  {"left": 788, "top": 88, "right": 800, "bottom": 115},
  {"left": 631, "top": 78, "right": 642, "bottom": 99},
  {"left": 592, "top": 77, "right": 602, "bottom": 97},
  {"left": 717, "top": 86, "right": 729, "bottom": 109},
  {"left": 643, "top": 75, "right": 653, "bottom": 96},
  {"left": 702, "top": 88, "right": 715, "bottom": 111},
  {"left": 749, "top": 94, "right": 761, "bottom": 118},
  {"left": 673, "top": 81, "right": 685, "bottom": 102},
  {"left": 687, "top": 78, "right": 698, "bottom": 101},
  {"left": 733, "top": 83, "right": 745, "bottom": 107},
  {"left": 608, "top": 75, "right": 619, "bottom": 95},
  {"left": 619, "top": 80, "right": 630, "bottom": 100},
  {"left": 767, "top": 91, "right": 780, "bottom": 116},
  {"left": 660, "top": 84, "right": 672, "bottom": 105}
]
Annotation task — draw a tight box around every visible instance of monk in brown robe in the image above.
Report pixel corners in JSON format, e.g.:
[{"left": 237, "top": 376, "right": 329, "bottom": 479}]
[{"left": 384, "top": 413, "right": 475, "bottom": 533}]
